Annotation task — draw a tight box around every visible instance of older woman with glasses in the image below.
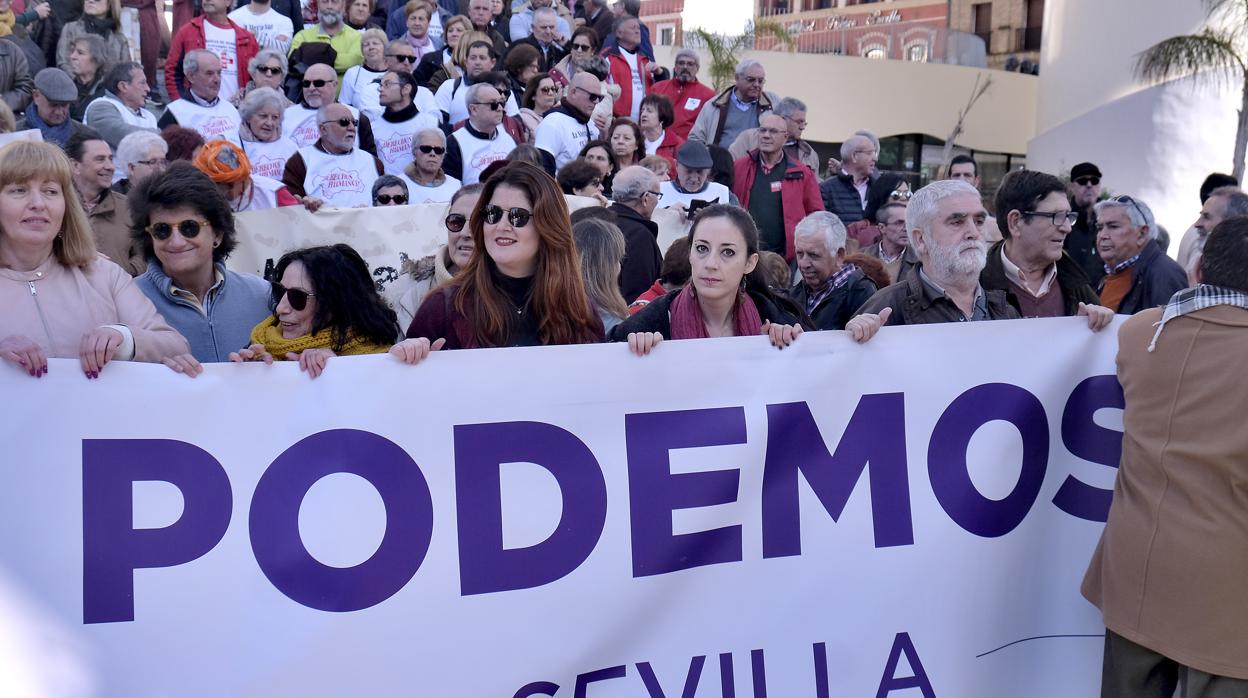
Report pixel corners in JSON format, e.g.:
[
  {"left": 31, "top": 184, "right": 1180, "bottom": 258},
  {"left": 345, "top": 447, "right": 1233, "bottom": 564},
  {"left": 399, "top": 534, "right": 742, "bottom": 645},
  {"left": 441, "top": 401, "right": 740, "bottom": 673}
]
[
  {"left": 1, "top": 141, "right": 188, "bottom": 379},
  {"left": 230, "top": 49, "right": 293, "bottom": 109},
  {"left": 231, "top": 243, "right": 401, "bottom": 378},
  {"left": 393, "top": 162, "right": 603, "bottom": 361},
  {"left": 387, "top": 183, "right": 483, "bottom": 330},
  {"left": 129, "top": 162, "right": 271, "bottom": 371},
  {"left": 112, "top": 130, "right": 168, "bottom": 195},
  {"left": 232, "top": 87, "right": 297, "bottom": 181},
  {"left": 402, "top": 128, "right": 460, "bottom": 203},
  {"left": 371, "top": 174, "right": 409, "bottom": 206}
]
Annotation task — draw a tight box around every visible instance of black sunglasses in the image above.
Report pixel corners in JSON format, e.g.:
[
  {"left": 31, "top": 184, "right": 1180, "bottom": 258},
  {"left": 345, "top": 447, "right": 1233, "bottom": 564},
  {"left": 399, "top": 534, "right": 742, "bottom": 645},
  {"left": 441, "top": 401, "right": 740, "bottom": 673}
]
[
  {"left": 1112, "top": 194, "right": 1146, "bottom": 222},
  {"left": 445, "top": 213, "right": 467, "bottom": 232},
  {"left": 574, "top": 85, "right": 604, "bottom": 104},
  {"left": 302, "top": 78, "right": 333, "bottom": 88},
  {"left": 472, "top": 100, "right": 505, "bottom": 111},
  {"left": 482, "top": 205, "right": 532, "bottom": 227},
  {"left": 146, "top": 219, "right": 208, "bottom": 240},
  {"left": 386, "top": 54, "right": 417, "bottom": 62},
  {"left": 570, "top": 43, "right": 593, "bottom": 52},
  {"left": 256, "top": 66, "right": 283, "bottom": 76},
  {"left": 271, "top": 281, "right": 316, "bottom": 311},
  {"left": 322, "top": 117, "right": 360, "bottom": 128},
  {"left": 375, "top": 194, "right": 408, "bottom": 204},
  {"left": 417, "top": 145, "right": 446, "bottom": 154},
  {"left": 1074, "top": 176, "right": 1100, "bottom": 186}
]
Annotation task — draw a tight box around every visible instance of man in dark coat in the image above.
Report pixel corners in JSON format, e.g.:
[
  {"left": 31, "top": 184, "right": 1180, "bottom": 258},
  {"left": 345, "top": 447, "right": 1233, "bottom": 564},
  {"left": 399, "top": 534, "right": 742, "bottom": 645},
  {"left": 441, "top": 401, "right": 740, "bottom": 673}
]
[
  {"left": 787, "top": 211, "right": 876, "bottom": 331},
  {"left": 1092, "top": 195, "right": 1188, "bottom": 315},
  {"left": 820, "top": 132, "right": 877, "bottom": 225},
  {"left": 608, "top": 165, "right": 663, "bottom": 304}
]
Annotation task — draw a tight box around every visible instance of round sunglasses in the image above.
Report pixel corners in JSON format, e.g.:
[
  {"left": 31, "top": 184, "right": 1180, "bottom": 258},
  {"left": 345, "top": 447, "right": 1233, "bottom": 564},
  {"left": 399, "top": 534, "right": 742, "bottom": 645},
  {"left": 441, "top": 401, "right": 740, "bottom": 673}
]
[
  {"left": 146, "top": 219, "right": 209, "bottom": 240},
  {"left": 375, "top": 194, "right": 408, "bottom": 205},
  {"left": 270, "top": 281, "right": 316, "bottom": 311},
  {"left": 482, "top": 205, "right": 532, "bottom": 227}
]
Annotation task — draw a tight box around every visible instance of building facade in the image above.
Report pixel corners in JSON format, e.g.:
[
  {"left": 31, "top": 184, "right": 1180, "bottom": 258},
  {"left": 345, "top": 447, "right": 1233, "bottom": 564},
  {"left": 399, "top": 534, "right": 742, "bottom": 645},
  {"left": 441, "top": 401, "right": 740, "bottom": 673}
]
[
  {"left": 948, "top": 0, "right": 1044, "bottom": 70},
  {"left": 754, "top": 0, "right": 950, "bottom": 61},
  {"left": 638, "top": 0, "right": 686, "bottom": 49}
]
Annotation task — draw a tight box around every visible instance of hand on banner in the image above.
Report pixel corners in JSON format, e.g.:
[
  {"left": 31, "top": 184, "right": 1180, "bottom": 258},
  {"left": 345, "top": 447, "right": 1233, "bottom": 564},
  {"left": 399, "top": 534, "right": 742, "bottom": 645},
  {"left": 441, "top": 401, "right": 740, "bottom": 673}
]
[
  {"left": 626, "top": 331, "right": 663, "bottom": 356},
  {"left": 1077, "top": 303, "right": 1114, "bottom": 332},
  {"left": 288, "top": 348, "right": 335, "bottom": 378},
  {"left": 845, "top": 307, "right": 892, "bottom": 343},
  {"left": 762, "top": 321, "right": 802, "bottom": 349},
  {"left": 389, "top": 337, "right": 446, "bottom": 365},
  {"left": 80, "top": 327, "right": 124, "bottom": 379},
  {"left": 163, "top": 354, "right": 204, "bottom": 378},
  {"left": 0, "top": 334, "right": 48, "bottom": 377},
  {"left": 229, "top": 343, "right": 274, "bottom": 364},
  {"left": 300, "top": 195, "right": 325, "bottom": 213}
]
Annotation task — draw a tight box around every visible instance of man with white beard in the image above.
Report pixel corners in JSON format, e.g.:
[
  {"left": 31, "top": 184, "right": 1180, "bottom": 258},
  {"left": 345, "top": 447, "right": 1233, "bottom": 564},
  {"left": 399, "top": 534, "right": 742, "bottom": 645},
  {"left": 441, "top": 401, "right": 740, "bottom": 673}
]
[{"left": 848, "top": 179, "right": 1020, "bottom": 333}]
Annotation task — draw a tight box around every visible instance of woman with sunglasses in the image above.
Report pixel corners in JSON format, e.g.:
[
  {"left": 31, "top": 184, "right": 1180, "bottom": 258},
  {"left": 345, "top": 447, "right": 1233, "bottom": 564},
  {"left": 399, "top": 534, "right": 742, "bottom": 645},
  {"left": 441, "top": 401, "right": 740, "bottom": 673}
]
[
  {"left": 231, "top": 244, "right": 401, "bottom": 378},
  {"left": 230, "top": 50, "right": 294, "bottom": 109},
  {"left": 393, "top": 162, "right": 603, "bottom": 360},
  {"left": 1, "top": 141, "right": 189, "bottom": 380},
  {"left": 401, "top": 128, "right": 461, "bottom": 204},
  {"left": 549, "top": 26, "right": 599, "bottom": 85},
  {"left": 846, "top": 173, "right": 912, "bottom": 251},
  {"left": 389, "top": 183, "right": 483, "bottom": 330},
  {"left": 610, "top": 204, "right": 809, "bottom": 356},
  {"left": 129, "top": 162, "right": 271, "bottom": 373},
  {"left": 519, "top": 71, "right": 560, "bottom": 135}
]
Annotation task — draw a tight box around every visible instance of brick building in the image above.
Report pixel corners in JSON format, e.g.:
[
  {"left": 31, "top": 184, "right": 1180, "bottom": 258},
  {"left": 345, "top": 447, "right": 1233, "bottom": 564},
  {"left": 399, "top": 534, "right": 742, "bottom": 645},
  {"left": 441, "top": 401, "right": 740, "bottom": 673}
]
[{"left": 949, "top": 0, "right": 1044, "bottom": 70}]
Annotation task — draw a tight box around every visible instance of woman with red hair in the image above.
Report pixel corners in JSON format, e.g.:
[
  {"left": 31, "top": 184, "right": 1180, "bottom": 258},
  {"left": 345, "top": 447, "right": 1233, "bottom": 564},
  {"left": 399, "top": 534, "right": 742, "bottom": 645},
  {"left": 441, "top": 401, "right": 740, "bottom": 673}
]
[{"left": 392, "top": 160, "right": 603, "bottom": 361}]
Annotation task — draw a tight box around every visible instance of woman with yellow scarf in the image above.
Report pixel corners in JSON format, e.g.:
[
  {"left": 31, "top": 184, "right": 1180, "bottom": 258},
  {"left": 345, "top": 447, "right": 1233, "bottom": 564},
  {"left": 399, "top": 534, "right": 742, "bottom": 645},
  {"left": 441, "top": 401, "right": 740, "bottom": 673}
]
[{"left": 229, "top": 244, "right": 400, "bottom": 378}]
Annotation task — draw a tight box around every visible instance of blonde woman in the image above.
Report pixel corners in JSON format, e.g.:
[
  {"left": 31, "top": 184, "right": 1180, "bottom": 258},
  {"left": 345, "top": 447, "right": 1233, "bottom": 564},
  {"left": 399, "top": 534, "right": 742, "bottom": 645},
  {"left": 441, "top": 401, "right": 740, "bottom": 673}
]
[
  {"left": 572, "top": 217, "right": 629, "bottom": 332},
  {"left": 413, "top": 13, "right": 471, "bottom": 92}
]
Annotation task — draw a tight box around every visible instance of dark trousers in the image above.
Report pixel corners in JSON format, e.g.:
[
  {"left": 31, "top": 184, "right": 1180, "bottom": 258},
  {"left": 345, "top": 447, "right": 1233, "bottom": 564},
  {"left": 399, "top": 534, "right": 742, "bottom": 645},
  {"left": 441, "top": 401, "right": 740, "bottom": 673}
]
[{"left": 1102, "top": 630, "right": 1248, "bottom": 698}]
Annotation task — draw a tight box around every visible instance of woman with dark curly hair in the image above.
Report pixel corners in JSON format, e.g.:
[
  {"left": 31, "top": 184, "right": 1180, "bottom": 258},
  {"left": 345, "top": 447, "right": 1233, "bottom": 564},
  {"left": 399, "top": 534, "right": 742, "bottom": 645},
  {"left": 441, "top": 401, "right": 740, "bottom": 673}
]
[
  {"left": 393, "top": 161, "right": 603, "bottom": 361},
  {"left": 130, "top": 162, "right": 271, "bottom": 370},
  {"left": 230, "top": 243, "right": 401, "bottom": 378}
]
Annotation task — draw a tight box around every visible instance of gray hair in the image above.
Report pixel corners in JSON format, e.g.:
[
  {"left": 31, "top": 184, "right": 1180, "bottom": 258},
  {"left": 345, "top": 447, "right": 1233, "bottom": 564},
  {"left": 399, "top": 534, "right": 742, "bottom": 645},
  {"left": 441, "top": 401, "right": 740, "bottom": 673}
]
[
  {"left": 248, "top": 48, "right": 288, "bottom": 77},
  {"left": 465, "top": 81, "right": 497, "bottom": 106},
  {"left": 839, "top": 134, "right": 874, "bottom": 161},
  {"left": 71, "top": 34, "right": 110, "bottom": 72},
  {"left": 876, "top": 202, "right": 906, "bottom": 226},
  {"left": 612, "top": 165, "right": 657, "bottom": 203},
  {"left": 794, "top": 211, "right": 847, "bottom": 253},
  {"left": 414, "top": 127, "right": 446, "bottom": 146},
  {"left": 674, "top": 48, "right": 700, "bottom": 66},
  {"left": 372, "top": 174, "right": 409, "bottom": 199},
  {"left": 238, "top": 86, "right": 287, "bottom": 124},
  {"left": 855, "top": 129, "right": 880, "bottom": 151},
  {"left": 115, "top": 130, "right": 167, "bottom": 175},
  {"left": 735, "top": 58, "right": 764, "bottom": 78},
  {"left": 774, "top": 96, "right": 806, "bottom": 119},
  {"left": 532, "top": 6, "right": 557, "bottom": 22},
  {"left": 1210, "top": 185, "right": 1248, "bottom": 218},
  {"left": 1095, "top": 196, "right": 1157, "bottom": 238},
  {"left": 906, "top": 179, "right": 981, "bottom": 237},
  {"left": 183, "top": 48, "right": 217, "bottom": 76}
]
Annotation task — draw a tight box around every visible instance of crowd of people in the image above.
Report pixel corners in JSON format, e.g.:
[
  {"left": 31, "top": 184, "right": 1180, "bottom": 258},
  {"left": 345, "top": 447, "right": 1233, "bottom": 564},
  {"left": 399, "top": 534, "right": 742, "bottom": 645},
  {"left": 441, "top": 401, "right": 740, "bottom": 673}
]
[{"left": 3, "top": 7, "right": 1248, "bottom": 692}]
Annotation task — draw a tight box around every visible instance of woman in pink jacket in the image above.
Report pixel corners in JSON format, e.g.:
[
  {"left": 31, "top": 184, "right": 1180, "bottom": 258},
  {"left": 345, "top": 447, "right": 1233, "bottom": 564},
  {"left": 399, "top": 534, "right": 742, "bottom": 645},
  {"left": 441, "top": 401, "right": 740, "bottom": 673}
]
[{"left": 0, "top": 140, "right": 189, "bottom": 379}]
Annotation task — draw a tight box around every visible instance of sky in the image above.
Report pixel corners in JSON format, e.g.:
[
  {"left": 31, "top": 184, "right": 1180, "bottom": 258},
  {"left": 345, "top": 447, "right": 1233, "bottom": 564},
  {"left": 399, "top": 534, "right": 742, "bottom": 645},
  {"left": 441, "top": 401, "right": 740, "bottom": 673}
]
[{"left": 681, "top": 0, "right": 754, "bottom": 35}]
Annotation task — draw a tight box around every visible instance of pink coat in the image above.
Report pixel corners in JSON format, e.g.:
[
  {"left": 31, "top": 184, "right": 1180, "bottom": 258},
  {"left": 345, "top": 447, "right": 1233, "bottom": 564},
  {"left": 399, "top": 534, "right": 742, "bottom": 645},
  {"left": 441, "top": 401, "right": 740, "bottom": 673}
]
[{"left": 0, "top": 256, "right": 189, "bottom": 361}]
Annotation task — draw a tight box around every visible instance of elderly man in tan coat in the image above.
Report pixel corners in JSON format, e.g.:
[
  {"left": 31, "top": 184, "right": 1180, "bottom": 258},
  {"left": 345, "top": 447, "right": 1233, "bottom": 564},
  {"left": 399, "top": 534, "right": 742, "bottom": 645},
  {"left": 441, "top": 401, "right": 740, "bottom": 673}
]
[{"left": 1082, "top": 215, "right": 1248, "bottom": 697}]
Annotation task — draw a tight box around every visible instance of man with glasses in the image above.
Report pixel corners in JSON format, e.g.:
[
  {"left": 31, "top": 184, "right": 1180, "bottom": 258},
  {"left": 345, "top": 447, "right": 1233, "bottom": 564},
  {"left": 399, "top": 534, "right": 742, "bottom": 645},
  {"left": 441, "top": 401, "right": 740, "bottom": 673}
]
[
  {"left": 819, "top": 133, "right": 877, "bottom": 225},
  {"left": 730, "top": 114, "right": 823, "bottom": 260},
  {"left": 728, "top": 96, "right": 820, "bottom": 179},
  {"left": 863, "top": 203, "right": 918, "bottom": 285},
  {"left": 156, "top": 52, "right": 243, "bottom": 143},
  {"left": 1065, "top": 161, "right": 1106, "bottom": 285},
  {"left": 282, "top": 63, "right": 378, "bottom": 153},
  {"left": 113, "top": 130, "right": 168, "bottom": 195},
  {"left": 510, "top": 5, "right": 569, "bottom": 68},
  {"left": 650, "top": 48, "right": 714, "bottom": 142},
  {"left": 444, "top": 81, "right": 517, "bottom": 184},
  {"left": 402, "top": 128, "right": 460, "bottom": 203},
  {"left": 687, "top": 58, "right": 777, "bottom": 149},
  {"left": 373, "top": 70, "right": 441, "bottom": 175},
  {"left": 534, "top": 71, "right": 602, "bottom": 170},
  {"left": 84, "top": 62, "right": 158, "bottom": 150},
  {"left": 282, "top": 101, "right": 385, "bottom": 208},
  {"left": 608, "top": 165, "right": 664, "bottom": 303},
  {"left": 980, "top": 169, "right": 1110, "bottom": 323},
  {"left": 1093, "top": 194, "right": 1187, "bottom": 314}
]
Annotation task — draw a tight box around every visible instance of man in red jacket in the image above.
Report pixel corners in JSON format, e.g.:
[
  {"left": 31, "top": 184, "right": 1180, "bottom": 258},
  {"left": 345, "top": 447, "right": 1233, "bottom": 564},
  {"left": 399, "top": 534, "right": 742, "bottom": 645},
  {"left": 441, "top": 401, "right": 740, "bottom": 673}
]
[
  {"left": 731, "top": 114, "right": 823, "bottom": 262},
  {"left": 164, "top": 0, "right": 260, "bottom": 102},
  {"left": 603, "top": 14, "right": 653, "bottom": 120},
  {"left": 650, "top": 48, "right": 714, "bottom": 141}
]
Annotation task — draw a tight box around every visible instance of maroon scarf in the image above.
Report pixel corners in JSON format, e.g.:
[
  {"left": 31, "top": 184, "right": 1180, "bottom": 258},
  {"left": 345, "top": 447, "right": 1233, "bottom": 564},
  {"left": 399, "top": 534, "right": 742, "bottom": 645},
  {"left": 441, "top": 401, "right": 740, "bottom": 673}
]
[{"left": 668, "top": 285, "right": 764, "bottom": 340}]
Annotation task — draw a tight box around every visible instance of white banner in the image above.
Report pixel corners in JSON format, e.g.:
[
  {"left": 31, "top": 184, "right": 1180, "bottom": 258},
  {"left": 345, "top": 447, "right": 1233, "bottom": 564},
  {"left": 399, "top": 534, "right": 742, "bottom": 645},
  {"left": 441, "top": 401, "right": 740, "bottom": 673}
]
[{"left": 0, "top": 318, "right": 1124, "bottom": 697}]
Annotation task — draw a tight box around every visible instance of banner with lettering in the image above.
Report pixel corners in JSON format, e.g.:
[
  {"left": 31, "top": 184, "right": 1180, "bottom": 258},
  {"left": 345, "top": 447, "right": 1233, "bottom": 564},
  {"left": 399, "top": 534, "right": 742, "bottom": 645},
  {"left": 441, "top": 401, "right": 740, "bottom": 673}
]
[{"left": 0, "top": 318, "right": 1123, "bottom": 696}]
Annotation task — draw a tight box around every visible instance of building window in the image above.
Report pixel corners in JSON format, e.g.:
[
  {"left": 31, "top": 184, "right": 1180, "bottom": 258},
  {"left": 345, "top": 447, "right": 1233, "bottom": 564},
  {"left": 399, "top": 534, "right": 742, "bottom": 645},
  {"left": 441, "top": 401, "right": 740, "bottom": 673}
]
[
  {"left": 658, "top": 24, "right": 675, "bottom": 46},
  {"left": 863, "top": 45, "right": 887, "bottom": 60},
  {"left": 973, "top": 2, "right": 992, "bottom": 52},
  {"left": 905, "top": 43, "right": 927, "bottom": 62}
]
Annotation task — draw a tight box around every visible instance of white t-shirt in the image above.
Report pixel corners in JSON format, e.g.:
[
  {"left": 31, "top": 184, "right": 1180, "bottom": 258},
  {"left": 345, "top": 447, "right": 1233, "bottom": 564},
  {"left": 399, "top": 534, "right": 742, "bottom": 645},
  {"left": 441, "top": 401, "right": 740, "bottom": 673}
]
[
  {"left": 372, "top": 110, "right": 442, "bottom": 175},
  {"left": 227, "top": 5, "right": 293, "bottom": 53},
  {"left": 533, "top": 109, "right": 598, "bottom": 171},
  {"left": 659, "top": 180, "right": 731, "bottom": 210},
  {"left": 619, "top": 47, "right": 643, "bottom": 121},
  {"left": 645, "top": 130, "right": 664, "bottom": 156},
  {"left": 203, "top": 20, "right": 241, "bottom": 101},
  {"left": 401, "top": 173, "right": 461, "bottom": 204},
  {"left": 434, "top": 78, "right": 520, "bottom": 125}
]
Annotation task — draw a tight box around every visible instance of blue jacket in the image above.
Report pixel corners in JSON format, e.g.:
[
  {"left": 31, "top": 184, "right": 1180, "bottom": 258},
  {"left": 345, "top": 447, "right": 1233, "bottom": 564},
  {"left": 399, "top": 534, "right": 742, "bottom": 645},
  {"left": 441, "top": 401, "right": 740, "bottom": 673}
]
[{"left": 135, "top": 263, "right": 272, "bottom": 363}]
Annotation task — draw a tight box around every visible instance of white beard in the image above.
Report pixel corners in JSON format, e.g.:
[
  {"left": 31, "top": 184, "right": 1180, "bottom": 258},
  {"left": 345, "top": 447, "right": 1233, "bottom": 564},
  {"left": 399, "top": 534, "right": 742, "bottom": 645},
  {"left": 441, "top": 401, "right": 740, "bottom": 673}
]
[{"left": 928, "top": 238, "right": 987, "bottom": 279}]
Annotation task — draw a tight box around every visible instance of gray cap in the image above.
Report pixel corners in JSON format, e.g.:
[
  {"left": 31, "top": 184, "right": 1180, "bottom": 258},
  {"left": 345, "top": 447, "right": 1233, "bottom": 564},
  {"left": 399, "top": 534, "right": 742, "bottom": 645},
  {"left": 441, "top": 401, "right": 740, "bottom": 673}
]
[
  {"left": 34, "top": 68, "right": 77, "bottom": 103},
  {"left": 675, "top": 141, "right": 712, "bottom": 169}
]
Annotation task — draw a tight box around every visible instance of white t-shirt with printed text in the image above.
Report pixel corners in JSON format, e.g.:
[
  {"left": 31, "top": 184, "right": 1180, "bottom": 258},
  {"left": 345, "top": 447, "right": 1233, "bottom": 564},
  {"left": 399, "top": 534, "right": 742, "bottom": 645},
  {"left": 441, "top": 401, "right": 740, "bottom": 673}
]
[
  {"left": 228, "top": 5, "right": 293, "bottom": 53},
  {"left": 203, "top": 20, "right": 241, "bottom": 101}
]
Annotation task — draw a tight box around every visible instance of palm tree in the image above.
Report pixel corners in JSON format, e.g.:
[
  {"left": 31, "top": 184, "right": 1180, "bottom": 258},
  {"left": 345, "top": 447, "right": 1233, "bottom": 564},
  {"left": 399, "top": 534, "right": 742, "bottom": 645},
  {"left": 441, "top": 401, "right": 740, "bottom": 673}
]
[
  {"left": 686, "top": 21, "right": 795, "bottom": 92},
  {"left": 1135, "top": 0, "right": 1248, "bottom": 180}
]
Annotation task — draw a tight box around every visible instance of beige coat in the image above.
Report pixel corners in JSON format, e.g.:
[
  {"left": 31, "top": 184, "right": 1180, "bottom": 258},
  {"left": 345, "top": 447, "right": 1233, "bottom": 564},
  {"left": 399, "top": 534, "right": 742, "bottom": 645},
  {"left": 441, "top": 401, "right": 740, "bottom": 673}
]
[
  {"left": 87, "top": 190, "right": 146, "bottom": 277},
  {"left": 1082, "top": 305, "right": 1248, "bottom": 679},
  {"left": 0, "top": 255, "right": 189, "bottom": 361}
]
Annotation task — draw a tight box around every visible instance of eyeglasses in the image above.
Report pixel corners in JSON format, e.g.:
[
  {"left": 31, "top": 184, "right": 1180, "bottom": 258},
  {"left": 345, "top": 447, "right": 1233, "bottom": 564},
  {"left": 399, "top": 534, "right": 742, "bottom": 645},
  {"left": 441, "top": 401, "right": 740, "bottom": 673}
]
[
  {"left": 256, "top": 66, "right": 283, "bottom": 76},
  {"left": 417, "top": 144, "right": 446, "bottom": 155},
  {"left": 375, "top": 194, "right": 408, "bottom": 204},
  {"left": 136, "top": 158, "right": 168, "bottom": 169},
  {"left": 757, "top": 127, "right": 784, "bottom": 136},
  {"left": 1074, "top": 176, "right": 1100, "bottom": 186},
  {"left": 472, "top": 100, "right": 505, "bottom": 111},
  {"left": 570, "top": 43, "right": 593, "bottom": 52},
  {"left": 445, "top": 213, "right": 467, "bottom": 232},
  {"left": 1022, "top": 210, "right": 1079, "bottom": 227},
  {"left": 482, "top": 204, "right": 532, "bottom": 227},
  {"left": 302, "top": 78, "right": 334, "bottom": 88},
  {"left": 784, "top": 116, "right": 807, "bottom": 129},
  {"left": 495, "top": 87, "right": 511, "bottom": 100},
  {"left": 890, "top": 189, "right": 912, "bottom": 201},
  {"left": 538, "top": 85, "right": 559, "bottom": 94},
  {"left": 146, "top": 219, "right": 209, "bottom": 240},
  {"left": 379, "top": 80, "right": 402, "bottom": 89},
  {"left": 646, "top": 190, "right": 663, "bottom": 200},
  {"left": 321, "top": 117, "right": 360, "bottom": 127},
  {"left": 270, "top": 281, "right": 316, "bottom": 311},
  {"left": 386, "top": 54, "right": 417, "bottom": 62},
  {"left": 573, "top": 85, "right": 604, "bottom": 103}
]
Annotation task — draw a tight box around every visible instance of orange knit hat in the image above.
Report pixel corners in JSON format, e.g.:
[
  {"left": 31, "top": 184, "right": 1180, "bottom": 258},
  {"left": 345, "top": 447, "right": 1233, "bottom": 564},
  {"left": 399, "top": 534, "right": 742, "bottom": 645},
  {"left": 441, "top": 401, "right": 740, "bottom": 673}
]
[{"left": 194, "top": 140, "right": 252, "bottom": 184}]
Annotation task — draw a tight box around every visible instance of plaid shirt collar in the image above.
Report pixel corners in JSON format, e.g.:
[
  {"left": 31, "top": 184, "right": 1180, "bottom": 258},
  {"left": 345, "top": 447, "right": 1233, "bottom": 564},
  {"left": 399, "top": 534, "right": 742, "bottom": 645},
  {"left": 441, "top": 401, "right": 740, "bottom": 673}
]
[
  {"left": 1148, "top": 284, "right": 1248, "bottom": 351},
  {"left": 1104, "top": 252, "right": 1142, "bottom": 276},
  {"left": 804, "top": 263, "right": 858, "bottom": 313}
]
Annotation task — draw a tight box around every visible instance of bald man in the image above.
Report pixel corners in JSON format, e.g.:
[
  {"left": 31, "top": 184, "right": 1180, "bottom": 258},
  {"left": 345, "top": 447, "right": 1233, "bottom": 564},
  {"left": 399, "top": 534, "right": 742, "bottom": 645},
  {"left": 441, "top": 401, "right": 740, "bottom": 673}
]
[
  {"left": 281, "top": 63, "right": 377, "bottom": 154},
  {"left": 534, "top": 71, "right": 602, "bottom": 171},
  {"left": 282, "top": 102, "right": 384, "bottom": 208}
]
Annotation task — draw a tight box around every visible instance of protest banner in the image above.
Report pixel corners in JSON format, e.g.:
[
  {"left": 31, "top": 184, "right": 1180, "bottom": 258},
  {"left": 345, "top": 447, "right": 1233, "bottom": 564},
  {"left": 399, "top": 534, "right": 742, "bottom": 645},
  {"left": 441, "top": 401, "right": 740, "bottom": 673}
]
[{"left": 0, "top": 318, "right": 1122, "bottom": 696}]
